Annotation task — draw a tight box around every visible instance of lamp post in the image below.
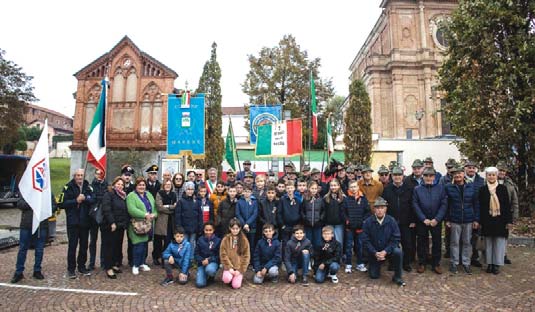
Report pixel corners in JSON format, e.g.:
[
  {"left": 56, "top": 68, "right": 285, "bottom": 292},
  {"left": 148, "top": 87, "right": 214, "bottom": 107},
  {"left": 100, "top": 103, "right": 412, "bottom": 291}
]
[{"left": 415, "top": 108, "right": 425, "bottom": 139}]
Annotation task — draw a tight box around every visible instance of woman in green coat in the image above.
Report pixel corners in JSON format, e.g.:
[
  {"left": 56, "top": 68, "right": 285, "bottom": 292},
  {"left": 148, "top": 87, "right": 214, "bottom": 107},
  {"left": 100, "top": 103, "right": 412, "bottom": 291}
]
[{"left": 127, "top": 177, "right": 158, "bottom": 275}]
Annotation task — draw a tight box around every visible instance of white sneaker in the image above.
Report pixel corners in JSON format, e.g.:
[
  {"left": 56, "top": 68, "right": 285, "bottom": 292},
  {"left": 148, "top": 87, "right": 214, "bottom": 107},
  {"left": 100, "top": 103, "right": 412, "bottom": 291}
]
[
  {"left": 356, "top": 264, "right": 368, "bottom": 272},
  {"left": 331, "top": 275, "right": 339, "bottom": 284},
  {"left": 140, "top": 264, "right": 151, "bottom": 272},
  {"left": 132, "top": 266, "right": 139, "bottom": 275},
  {"left": 345, "top": 265, "right": 352, "bottom": 273}
]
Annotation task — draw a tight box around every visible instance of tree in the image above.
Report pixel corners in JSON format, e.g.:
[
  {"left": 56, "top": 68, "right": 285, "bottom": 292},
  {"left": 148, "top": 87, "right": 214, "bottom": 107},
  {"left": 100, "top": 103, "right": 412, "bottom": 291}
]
[
  {"left": 439, "top": 0, "right": 535, "bottom": 216},
  {"left": 0, "top": 49, "right": 36, "bottom": 153},
  {"left": 242, "top": 35, "right": 334, "bottom": 145},
  {"left": 344, "top": 80, "right": 372, "bottom": 165},
  {"left": 191, "top": 42, "right": 224, "bottom": 173}
]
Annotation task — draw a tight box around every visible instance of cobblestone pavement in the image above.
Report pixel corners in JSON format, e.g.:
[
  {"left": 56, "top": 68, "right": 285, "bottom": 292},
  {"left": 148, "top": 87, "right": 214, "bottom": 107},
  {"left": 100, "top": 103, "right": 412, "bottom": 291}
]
[{"left": 0, "top": 234, "right": 533, "bottom": 312}]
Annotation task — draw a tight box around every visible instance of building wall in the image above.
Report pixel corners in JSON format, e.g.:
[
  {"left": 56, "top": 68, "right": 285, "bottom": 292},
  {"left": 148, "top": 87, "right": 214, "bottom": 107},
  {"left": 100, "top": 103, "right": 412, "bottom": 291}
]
[{"left": 349, "top": 0, "right": 458, "bottom": 139}]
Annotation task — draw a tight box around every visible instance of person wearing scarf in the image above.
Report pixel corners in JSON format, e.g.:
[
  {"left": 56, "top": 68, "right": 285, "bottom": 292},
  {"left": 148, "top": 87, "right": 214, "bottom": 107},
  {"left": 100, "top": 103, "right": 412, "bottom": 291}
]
[
  {"left": 154, "top": 180, "right": 178, "bottom": 266},
  {"left": 479, "top": 167, "right": 512, "bottom": 274},
  {"left": 101, "top": 177, "right": 130, "bottom": 278},
  {"left": 126, "top": 177, "right": 158, "bottom": 275}
]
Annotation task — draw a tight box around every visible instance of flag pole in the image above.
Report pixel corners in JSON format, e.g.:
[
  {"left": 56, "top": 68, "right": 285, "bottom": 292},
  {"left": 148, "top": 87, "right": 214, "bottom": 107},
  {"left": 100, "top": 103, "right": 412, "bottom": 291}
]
[{"left": 230, "top": 116, "right": 242, "bottom": 174}]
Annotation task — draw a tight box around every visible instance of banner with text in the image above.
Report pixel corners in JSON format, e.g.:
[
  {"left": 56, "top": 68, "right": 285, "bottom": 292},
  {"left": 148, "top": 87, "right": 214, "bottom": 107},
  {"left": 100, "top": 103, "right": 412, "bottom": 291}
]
[
  {"left": 167, "top": 93, "right": 205, "bottom": 155},
  {"left": 249, "top": 104, "right": 282, "bottom": 144}
]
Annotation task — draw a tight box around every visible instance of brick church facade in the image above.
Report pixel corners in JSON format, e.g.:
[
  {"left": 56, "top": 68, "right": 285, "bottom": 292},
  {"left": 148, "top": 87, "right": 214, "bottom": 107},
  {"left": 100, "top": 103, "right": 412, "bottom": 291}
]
[
  {"left": 70, "top": 36, "right": 179, "bottom": 176},
  {"left": 349, "top": 0, "right": 458, "bottom": 139}
]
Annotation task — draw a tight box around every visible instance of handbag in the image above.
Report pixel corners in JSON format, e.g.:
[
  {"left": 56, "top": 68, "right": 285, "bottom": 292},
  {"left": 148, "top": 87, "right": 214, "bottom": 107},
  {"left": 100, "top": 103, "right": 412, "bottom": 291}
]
[
  {"left": 89, "top": 204, "right": 103, "bottom": 225},
  {"left": 131, "top": 218, "right": 152, "bottom": 235},
  {"left": 476, "top": 235, "right": 486, "bottom": 251}
]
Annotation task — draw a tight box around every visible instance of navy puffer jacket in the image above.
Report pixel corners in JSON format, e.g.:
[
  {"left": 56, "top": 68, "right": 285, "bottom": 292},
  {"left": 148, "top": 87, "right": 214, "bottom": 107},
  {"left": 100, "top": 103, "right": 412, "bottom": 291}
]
[
  {"left": 175, "top": 193, "right": 203, "bottom": 234},
  {"left": 445, "top": 183, "right": 480, "bottom": 224}
]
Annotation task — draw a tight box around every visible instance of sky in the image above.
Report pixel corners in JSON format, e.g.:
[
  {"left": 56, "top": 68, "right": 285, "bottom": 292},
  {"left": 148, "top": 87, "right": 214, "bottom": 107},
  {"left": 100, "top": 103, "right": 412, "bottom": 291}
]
[{"left": 0, "top": 0, "right": 382, "bottom": 117}]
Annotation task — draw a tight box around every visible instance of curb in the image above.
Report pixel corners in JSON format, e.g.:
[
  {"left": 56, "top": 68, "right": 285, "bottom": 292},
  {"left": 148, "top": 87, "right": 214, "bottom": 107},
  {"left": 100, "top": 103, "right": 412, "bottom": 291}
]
[{"left": 509, "top": 236, "right": 535, "bottom": 248}]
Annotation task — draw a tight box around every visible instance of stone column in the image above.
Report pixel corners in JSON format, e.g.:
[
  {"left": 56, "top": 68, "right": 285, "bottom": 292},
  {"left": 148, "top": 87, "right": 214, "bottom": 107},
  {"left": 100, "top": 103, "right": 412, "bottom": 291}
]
[
  {"left": 424, "top": 69, "right": 435, "bottom": 137},
  {"left": 392, "top": 72, "right": 404, "bottom": 138},
  {"left": 419, "top": 1, "right": 427, "bottom": 49}
]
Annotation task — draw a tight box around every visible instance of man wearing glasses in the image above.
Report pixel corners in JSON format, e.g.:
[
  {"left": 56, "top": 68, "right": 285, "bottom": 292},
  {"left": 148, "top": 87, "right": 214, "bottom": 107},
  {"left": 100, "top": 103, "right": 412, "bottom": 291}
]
[
  {"left": 225, "top": 168, "right": 237, "bottom": 187},
  {"left": 358, "top": 166, "right": 384, "bottom": 210},
  {"left": 237, "top": 160, "right": 256, "bottom": 181},
  {"left": 413, "top": 167, "right": 447, "bottom": 274},
  {"left": 377, "top": 165, "right": 391, "bottom": 188}
]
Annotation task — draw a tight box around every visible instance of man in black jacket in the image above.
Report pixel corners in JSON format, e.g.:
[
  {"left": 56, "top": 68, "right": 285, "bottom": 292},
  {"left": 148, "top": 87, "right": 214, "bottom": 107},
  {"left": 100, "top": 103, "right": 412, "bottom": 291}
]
[
  {"left": 145, "top": 164, "right": 161, "bottom": 199},
  {"left": 59, "top": 169, "right": 95, "bottom": 279},
  {"left": 89, "top": 168, "right": 108, "bottom": 270},
  {"left": 382, "top": 167, "right": 416, "bottom": 272},
  {"left": 11, "top": 195, "right": 57, "bottom": 283}
]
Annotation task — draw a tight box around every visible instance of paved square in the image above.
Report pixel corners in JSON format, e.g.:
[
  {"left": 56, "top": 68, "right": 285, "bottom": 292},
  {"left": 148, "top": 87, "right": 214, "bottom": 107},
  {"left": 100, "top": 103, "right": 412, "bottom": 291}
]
[{"left": 0, "top": 235, "right": 534, "bottom": 311}]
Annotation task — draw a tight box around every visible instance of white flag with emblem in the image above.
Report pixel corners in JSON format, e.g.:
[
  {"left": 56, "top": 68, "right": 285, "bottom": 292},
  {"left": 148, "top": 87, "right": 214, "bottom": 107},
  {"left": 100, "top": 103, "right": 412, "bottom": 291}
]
[{"left": 19, "top": 119, "right": 52, "bottom": 234}]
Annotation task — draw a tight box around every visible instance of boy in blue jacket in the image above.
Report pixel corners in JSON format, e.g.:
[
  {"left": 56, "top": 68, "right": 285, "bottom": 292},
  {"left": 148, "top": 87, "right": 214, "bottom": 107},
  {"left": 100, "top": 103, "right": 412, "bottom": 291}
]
[
  {"left": 284, "top": 225, "right": 312, "bottom": 285},
  {"left": 253, "top": 223, "right": 281, "bottom": 284},
  {"left": 195, "top": 222, "right": 221, "bottom": 288},
  {"left": 277, "top": 180, "right": 302, "bottom": 255},
  {"left": 236, "top": 186, "right": 258, "bottom": 257},
  {"left": 161, "top": 227, "right": 192, "bottom": 286}
]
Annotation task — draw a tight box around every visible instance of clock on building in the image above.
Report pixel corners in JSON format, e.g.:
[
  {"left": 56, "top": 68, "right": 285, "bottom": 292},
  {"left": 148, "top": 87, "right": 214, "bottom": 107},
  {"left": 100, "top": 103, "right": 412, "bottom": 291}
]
[{"left": 430, "top": 15, "right": 450, "bottom": 50}]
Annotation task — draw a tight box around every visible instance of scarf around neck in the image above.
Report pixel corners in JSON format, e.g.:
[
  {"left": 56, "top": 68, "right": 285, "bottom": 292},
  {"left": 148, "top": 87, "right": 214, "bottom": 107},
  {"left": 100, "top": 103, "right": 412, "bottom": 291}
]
[
  {"left": 487, "top": 181, "right": 500, "bottom": 217},
  {"left": 114, "top": 187, "right": 126, "bottom": 200}
]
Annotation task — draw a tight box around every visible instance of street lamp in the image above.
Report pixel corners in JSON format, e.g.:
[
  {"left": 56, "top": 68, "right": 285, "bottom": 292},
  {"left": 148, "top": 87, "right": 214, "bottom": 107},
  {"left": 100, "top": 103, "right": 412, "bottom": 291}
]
[{"left": 415, "top": 108, "right": 425, "bottom": 139}]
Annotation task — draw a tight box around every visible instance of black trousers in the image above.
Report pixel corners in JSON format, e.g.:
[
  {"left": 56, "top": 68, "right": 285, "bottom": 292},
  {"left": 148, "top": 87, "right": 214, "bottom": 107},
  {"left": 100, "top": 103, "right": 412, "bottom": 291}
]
[
  {"left": 67, "top": 225, "right": 89, "bottom": 272},
  {"left": 101, "top": 226, "right": 113, "bottom": 270},
  {"left": 416, "top": 223, "right": 442, "bottom": 267},
  {"left": 369, "top": 247, "right": 403, "bottom": 280},
  {"left": 399, "top": 224, "right": 414, "bottom": 267},
  {"left": 88, "top": 219, "right": 102, "bottom": 268},
  {"left": 112, "top": 228, "right": 125, "bottom": 268}
]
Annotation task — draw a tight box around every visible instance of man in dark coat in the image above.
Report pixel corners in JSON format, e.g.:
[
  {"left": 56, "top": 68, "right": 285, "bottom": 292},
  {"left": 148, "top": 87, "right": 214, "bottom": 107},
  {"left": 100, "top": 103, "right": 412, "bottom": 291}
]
[
  {"left": 382, "top": 167, "right": 416, "bottom": 272},
  {"left": 89, "top": 168, "right": 108, "bottom": 270},
  {"left": 413, "top": 168, "right": 447, "bottom": 274},
  {"left": 361, "top": 197, "right": 405, "bottom": 286},
  {"left": 59, "top": 169, "right": 95, "bottom": 278}
]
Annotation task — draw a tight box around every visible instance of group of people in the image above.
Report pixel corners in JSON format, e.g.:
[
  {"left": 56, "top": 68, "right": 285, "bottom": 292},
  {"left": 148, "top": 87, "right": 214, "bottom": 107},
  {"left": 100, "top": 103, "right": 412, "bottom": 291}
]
[{"left": 11, "top": 156, "right": 518, "bottom": 290}]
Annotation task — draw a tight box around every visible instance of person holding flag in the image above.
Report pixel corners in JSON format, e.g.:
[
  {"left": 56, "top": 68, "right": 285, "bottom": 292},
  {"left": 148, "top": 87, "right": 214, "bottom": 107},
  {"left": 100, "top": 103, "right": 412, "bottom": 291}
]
[{"left": 11, "top": 120, "right": 55, "bottom": 283}]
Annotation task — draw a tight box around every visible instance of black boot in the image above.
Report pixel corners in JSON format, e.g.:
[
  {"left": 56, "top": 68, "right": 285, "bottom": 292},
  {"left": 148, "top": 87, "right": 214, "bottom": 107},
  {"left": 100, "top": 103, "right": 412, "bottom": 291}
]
[
  {"left": 486, "top": 264, "right": 493, "bottom": 273},
  {"left": 492, "top": 265, "right": 500, "bottom": 275}
]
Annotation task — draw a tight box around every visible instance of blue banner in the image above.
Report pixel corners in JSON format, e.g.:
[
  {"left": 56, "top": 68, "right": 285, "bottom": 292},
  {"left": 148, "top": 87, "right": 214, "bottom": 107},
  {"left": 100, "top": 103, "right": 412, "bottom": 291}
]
[
  {"left": 167, "top": 94, "right": 205, "bottom": 155},
  {"left": 249, "top": 104, "right": 282, "bottom": 144}
]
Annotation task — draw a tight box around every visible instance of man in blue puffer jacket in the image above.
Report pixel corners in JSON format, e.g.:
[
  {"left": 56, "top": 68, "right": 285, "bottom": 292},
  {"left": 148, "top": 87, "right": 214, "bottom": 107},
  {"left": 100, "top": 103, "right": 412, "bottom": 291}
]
[
  {"left": 445, "top": 166, "right": 480, "bottom": 274},
  {"left": 413, "top": 168, "right": 447, "bottom": 274}
]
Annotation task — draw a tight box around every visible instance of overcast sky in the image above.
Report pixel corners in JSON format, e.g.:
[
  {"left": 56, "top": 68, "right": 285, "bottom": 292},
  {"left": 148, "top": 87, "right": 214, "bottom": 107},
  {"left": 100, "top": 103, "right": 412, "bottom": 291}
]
[{"left": 1, "top": 0, "right": 382, "bottom": 117}]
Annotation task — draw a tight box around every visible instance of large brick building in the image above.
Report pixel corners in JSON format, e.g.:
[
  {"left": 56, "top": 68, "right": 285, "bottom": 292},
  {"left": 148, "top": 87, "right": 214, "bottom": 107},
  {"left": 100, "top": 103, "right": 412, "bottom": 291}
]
[
  {"left": 349, "top": 0, "right": 458, "bottom": 139},
  {"left": 70, "top": 36, "right": 179, "bottom": 176}
]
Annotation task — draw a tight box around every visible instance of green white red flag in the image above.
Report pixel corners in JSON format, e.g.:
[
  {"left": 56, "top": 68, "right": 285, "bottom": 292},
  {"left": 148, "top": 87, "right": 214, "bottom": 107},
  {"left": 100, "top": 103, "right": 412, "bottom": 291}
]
[{"left": 255, "top": 119, "right": 302, "bottom": 157}]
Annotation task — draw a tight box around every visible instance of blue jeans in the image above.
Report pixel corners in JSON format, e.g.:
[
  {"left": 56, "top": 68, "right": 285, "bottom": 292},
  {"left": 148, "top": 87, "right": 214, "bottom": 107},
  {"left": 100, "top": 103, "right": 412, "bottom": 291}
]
[
  {"left": 184, "top": 233, "right": 197, "bottom": 261},
  {"left": 16, "top": 227, "right": 47, "bottom": 274},
  {"left": 195, "top": 262, "right": 219, "bottom": 288},
  {"left": 132, "top": 242, "right": 148, "bottom": 267},
  {"left": 290, "top": 252, "right": 311, "bottom": 277},
  {"left": 314, "top": 262, "right": 340, "bottom": 283},
  {"left": 344, "top": 230, "right": 364, "bottom": 265},
  {"left": 305, "top": 225, "right": 322, "bottom": 249},
  {"left": 330, "top": 224, "right": 344, "bottom": 246}
]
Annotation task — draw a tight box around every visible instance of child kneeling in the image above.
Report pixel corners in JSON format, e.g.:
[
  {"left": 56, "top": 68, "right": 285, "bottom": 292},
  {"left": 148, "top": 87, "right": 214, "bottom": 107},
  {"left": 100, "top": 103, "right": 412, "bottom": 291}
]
[
  {"left": 195, "top": 222, "right": 221, "bottom": 288},
  {"left": 253, "top": 224, "right": 281, "bottom": 284},
  {"left": 284, "top": 225, "right": 312, "bottom": 285},
  {"left": 313, "top": 225, "right": 342, "bottom": 283},
  {"left": 220, "top": 218, "right": 250, "bottom": 289},
  {"left": 161, "top": 227, "right": 192, "bottom": 286}
]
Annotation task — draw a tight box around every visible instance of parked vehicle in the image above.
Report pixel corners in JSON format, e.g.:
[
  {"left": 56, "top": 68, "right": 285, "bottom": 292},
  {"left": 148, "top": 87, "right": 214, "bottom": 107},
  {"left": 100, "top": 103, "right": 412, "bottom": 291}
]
[{"left": 0, "top": 155, "right": 28, "bottom": 207}]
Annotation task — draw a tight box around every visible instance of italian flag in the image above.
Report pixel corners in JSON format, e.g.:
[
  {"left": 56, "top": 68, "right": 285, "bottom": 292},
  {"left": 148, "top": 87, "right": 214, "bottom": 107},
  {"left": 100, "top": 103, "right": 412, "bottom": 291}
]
[
  {"left": 310, "top": 71, "right": 318, "bottom": 144},
  {"left": 87, "top": 79, "right": 107, "bottom": 175},
  {"left": 255, "top": 119, "right": 302, "bottom": 157},
  {"left": 326, "top": 116, "right": 334, "bottom": 159}
]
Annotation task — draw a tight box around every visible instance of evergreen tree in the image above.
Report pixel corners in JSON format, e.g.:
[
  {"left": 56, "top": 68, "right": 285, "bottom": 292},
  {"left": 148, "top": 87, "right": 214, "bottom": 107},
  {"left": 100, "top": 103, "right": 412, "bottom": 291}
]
[
  {"left": 242, "top": 35, "right": 334, "bottom": 144},
  {"left": 0, "top": 49, "right": 36, "bottom": 153},
  {"left": 193, "top": 42, "right": 224, "bottom": 172},
  {"left": 439, "top": 0, "right": 534, "bottom": 216},
  {"left": 344, "top": 80, "right": 372, "bottom": 165}
]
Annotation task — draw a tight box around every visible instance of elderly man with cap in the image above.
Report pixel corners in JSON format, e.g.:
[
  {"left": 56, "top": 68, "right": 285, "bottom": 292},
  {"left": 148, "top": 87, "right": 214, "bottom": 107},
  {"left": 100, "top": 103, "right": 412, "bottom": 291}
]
[
  {"left": 121, "top": 165, "right": 136, "bottom": 194},
  {"left": 382, "top": 167, "right": 416, "bottom": 272},
  {"left": 497, "top": 161, "right": 519, "bottom": 265},
  {"left": 237, "top": 160, "right": 256, "bottom": 181},
  {"left": 404, "top": 159, "right": 424, "bottom": 189},
  {"left": 413, "top": 167, "right": 447, "bottom": 274},
  {"left": 145, "top": 164, "right": 161, "bottom": 200},
  {"left": 445, "top": 165, "right": 480, "bottom": 274},
  {"left": 242, "top": 171, "right": 255, "bottom": 190},
  {"left": 464, "top": 159, "right": 485, "bottom": 267},
  {"left": 361, "top": 197, "right": 406, "bottom": 286},
  {"left": 440, "top": 158, "right": 457, "bottom": 258},
  {"left": 225, "top": 168, "right": 237, "bottom": 187},
  {"left": 377, "top": 165, "right": 391, "bottom": 188},
  {"left": 301, "top": 164, "right": 311, "bottom": 180},
  {"left": 423, "top": 157, "right": 442, "bottom": 184},
  {"left": 357, "top": 166, "right": 384, "bottom": 209}
]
